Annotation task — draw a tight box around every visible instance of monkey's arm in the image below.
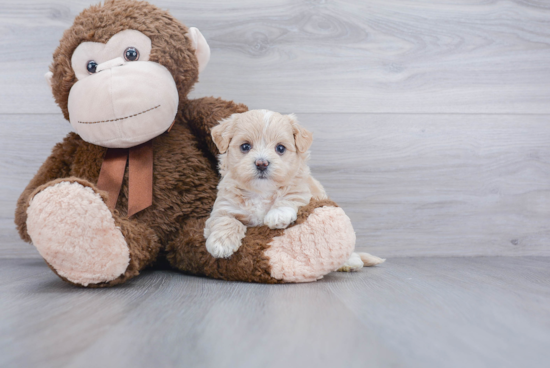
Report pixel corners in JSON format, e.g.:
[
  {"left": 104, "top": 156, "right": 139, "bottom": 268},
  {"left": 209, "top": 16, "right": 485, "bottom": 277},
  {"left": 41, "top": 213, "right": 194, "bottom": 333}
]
[
  {"left": 15, "top": 132, "right": 81, "bottom": 242},
  {"left": 184, "top": 97, "right": 247, "bottom": 157}
]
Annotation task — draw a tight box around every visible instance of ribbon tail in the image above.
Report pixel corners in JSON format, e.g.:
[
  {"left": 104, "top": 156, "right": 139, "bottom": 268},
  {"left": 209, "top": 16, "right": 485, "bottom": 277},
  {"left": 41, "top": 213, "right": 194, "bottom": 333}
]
[
  {"left": 128, "top": 140, "right": 154, "bottom": 217},
  {"left": 96, "top": 148, "right": 128, "bottom": 210}
]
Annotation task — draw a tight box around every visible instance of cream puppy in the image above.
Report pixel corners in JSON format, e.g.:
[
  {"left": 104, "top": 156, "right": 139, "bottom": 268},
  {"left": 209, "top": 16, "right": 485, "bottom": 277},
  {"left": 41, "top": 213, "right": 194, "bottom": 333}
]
[{"left": 204, "top": 110, "right": 384, "bottom": 270}]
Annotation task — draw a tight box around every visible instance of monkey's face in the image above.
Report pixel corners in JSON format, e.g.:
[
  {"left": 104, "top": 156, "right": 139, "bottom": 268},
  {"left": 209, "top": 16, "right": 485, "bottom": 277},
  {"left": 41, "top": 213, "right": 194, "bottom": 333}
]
[
  {"left": 65, "top": 30, "right": 177, "bottom": 148},
  {"left": 48, "top": 23, "right": 210, "bottom": 148},
  {"left": 66, "top": 30, "right": 177, "bottom": 148},
  {"left": 46, "top": 1, "right": 211, "bottom": 148}
]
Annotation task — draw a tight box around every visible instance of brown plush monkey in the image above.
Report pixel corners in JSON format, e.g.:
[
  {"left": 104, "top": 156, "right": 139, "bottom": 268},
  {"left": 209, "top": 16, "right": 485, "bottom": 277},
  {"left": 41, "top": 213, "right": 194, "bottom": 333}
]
[{"left": 14, "top": 0, "right": 357, "bottom": 287}]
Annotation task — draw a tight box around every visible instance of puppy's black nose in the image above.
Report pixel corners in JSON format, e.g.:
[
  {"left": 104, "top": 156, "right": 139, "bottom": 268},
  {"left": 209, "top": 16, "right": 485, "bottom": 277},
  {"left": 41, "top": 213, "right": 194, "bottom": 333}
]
[{"left": 255, "top": 159, "right": 269, "bottom": 172}]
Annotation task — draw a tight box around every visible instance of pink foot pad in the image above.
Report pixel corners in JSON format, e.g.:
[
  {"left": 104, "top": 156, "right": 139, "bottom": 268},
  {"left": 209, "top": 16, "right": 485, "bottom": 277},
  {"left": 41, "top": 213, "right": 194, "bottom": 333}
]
[
  {"left": 26, "top": 181, "right": 130, "bottom": 286},
  {"left": 265, "top": 206, "right": 356, "bottom": 282}
]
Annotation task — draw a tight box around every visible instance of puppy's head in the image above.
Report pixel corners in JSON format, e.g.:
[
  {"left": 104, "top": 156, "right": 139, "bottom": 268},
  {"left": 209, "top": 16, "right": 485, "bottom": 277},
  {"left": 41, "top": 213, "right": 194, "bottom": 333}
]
[{"left": 212, "top": 110, "right": 313, "bottom": 188}]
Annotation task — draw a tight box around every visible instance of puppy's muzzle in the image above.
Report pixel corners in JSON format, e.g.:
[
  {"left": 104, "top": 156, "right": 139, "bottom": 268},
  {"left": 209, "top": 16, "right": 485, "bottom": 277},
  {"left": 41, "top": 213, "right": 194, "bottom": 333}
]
[{"left": 255, "top": 159, "right": 269, "bottom": 172}]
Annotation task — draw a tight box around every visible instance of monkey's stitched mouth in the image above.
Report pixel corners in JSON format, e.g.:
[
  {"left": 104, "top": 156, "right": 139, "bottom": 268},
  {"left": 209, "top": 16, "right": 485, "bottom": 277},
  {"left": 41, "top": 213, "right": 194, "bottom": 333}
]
[{"left": 77, "top": 105, "right": 160, "bottom": 124}]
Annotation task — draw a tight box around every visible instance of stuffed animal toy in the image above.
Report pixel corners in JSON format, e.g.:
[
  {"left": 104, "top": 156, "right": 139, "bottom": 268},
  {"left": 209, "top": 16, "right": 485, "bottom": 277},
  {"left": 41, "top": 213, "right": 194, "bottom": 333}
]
[{"left": 14, "top": 0, "right": 360, "bottom": 287}]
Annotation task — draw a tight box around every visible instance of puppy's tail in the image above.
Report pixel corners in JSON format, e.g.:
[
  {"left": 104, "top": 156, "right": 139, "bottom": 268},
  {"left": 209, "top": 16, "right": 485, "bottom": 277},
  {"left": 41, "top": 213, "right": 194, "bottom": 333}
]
[{"left": 358, "top": 252, "right": 386, "bottom": 267}]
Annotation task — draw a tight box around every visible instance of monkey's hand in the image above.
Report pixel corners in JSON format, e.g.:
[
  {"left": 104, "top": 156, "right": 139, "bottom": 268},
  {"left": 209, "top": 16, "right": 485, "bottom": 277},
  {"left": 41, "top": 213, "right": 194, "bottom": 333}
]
[{"left": 204, "top": 215, "right": 247, "bottom": 258}]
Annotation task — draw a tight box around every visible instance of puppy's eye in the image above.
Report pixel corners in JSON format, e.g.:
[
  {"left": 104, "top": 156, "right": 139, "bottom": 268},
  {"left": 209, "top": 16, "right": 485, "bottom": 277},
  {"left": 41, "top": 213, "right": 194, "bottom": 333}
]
[
  {"left": 124, "top": 47, "right": 140, "bottom": 61},
  {"left": 87, "top": 60, "right": 98, "bottom": 74},
  {"left": 276, "top": 144, "right": 286, "bottom": 155},
  {"left": 240, "top": 143, "right": 251, "bottom": 153}
]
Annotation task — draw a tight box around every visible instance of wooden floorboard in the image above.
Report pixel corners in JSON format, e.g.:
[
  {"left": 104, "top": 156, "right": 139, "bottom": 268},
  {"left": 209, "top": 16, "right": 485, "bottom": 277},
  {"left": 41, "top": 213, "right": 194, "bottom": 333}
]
[
  {"left": 2, "top": 113, "right": 549, "bottom": 258},
  {"left": 0, "top": 0, "right": 549, "bottom": 114},
  {"left": 1, "top": 257, "right": 548, "bottom": 368}
]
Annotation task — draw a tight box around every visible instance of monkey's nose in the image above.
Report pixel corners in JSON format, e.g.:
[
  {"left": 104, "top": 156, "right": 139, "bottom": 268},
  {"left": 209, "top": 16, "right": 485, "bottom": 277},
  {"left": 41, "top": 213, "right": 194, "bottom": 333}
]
[
  {"left": 96, "top": 57, "right": 126, "bottom": 73},
  {"left": 255, "top": 159, "right": 269, "bottom": 172}
]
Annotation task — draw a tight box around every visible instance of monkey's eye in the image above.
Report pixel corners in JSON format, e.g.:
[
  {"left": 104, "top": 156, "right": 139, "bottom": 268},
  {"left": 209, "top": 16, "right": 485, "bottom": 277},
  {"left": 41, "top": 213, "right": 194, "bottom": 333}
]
[
  {"left": 86, "top": 60, "right": 98, "bottom": 74},
  {"left": 124, "top": 47, "right": 140, "bottom": 61},
  {"left": 240, "top": 143, "right": 251, "bottom": 153},
  {"left": 276, "top": 144, "right": 286, "bottom": 155}
]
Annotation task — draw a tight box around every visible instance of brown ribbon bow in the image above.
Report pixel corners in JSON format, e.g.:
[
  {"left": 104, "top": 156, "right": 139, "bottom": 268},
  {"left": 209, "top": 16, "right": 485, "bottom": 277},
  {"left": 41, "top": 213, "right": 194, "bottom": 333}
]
[{"left": 96, "top": 140, "right": 153, "bottom": 217}]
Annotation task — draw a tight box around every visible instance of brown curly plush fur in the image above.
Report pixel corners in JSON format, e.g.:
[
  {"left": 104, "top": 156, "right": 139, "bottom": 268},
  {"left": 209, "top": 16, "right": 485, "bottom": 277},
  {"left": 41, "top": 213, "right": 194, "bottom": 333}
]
[{"left": 15, "top": 0, "right": 341, "bottom": 287}]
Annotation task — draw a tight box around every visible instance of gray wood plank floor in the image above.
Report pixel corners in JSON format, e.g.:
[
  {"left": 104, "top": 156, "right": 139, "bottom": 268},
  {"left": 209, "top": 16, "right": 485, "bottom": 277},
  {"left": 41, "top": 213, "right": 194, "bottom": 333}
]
[{"left": 1, "top": 257, "right": 549, "bottom": 368}]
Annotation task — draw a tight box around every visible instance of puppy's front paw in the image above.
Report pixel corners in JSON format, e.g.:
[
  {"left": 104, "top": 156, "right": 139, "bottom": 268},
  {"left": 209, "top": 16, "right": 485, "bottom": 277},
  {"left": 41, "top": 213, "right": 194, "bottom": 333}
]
[
  {"left": 264, "top": 207, "right": 297, "bottom": 229},
  {"left": 205, "top": 217, "right": 246, "bottom": 258}
]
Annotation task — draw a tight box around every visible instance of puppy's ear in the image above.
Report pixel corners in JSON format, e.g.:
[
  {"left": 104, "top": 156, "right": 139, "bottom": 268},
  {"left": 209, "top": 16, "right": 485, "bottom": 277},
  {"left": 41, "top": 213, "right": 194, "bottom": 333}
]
[
  {"left": 288, "top": 114, "right": 313, "bottom": 153},
  {"left": 212, "top": 114, "right": 238, "bottom": 154}
]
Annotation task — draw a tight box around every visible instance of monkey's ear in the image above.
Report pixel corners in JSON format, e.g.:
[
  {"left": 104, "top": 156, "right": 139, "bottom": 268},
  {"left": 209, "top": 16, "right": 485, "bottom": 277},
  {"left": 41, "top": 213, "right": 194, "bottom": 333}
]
[
  {"left": 187, "top": 27, "right": 210, "bottom": 74},
  {"left": 288, "top": 114, "right": 313, "bottom": 153},
  {"left": 212, "top": 114, "right": 238, "bottom": 154},
  {"left": 45, "top": 71, "right": 53, "bottom": 91}
]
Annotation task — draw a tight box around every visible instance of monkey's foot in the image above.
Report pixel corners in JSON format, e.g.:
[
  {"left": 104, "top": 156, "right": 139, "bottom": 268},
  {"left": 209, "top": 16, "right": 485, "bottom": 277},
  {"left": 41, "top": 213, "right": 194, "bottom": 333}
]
[
  {"left": 26, "top": 181, "right": 130, "bottom": 286},
  {"left": 265, "top": 206, "right": 355, "bottom": 282}
]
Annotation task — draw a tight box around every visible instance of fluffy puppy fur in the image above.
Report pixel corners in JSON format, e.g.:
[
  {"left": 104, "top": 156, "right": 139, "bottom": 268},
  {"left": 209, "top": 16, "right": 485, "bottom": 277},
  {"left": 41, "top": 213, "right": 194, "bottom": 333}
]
[{"left": 204, "top": 110, "right": 327, "bottom": 258}]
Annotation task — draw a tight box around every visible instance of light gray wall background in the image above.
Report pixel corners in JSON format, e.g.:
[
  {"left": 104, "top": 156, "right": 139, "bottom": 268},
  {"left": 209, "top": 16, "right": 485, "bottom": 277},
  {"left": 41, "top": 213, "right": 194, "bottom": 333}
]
[{"left": 1, "top": 0, "right": 549, "bottom": 258}]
